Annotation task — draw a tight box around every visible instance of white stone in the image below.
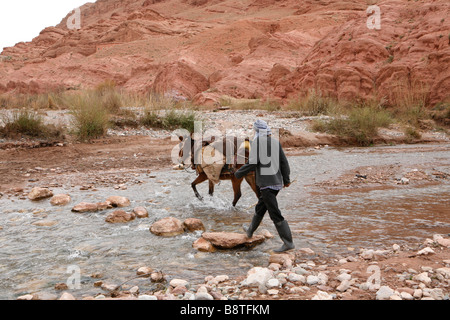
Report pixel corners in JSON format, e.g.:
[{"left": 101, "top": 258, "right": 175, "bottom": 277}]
[
  {"left": 214, "top": 275, "right": 229, "bottom": 283},
  {"left": 376, "top": 286, "right": 394, "bottom": 300},
  {"left": 59, "top": 292, "right": 76, "bottom": 300},
  {"left": 336, "top": 273, "right": 351, "bottom": 282},
  {"left": 413, "top": 289, "right": 423, "bottom": 299},
  {"left": 317, "top": 272, "right": 328, "bottom": 285},
  {"left": 400, "top": 292, "right": 414, "bottom": 300},
  {"left": 306, "top": 275, "right": 320, "bottom": 285},
  {"left": 421, "top": 266, "right": 433, "bottom": 272},
  {"left": 195, "top": 291, "right": 214, "bottom": 300},
  {"left": 413, "top": 272, "right": 432, "bottom": 285},
  {"left": 293, "top": 266, "right": 309, "bottom": 275},
  {"left": 311, "top": 290, "right": 333, "bottom": 300},
  {"left": 360, "top": 249, "right": 374, "bottom": 260},
  {"left": 436, "top": 267, "right": 450, "bottom": 279},
  {"left": 266, "top": 278, "right": 280, "bottom": 289},
  {"left": 244, "top": 267, "right": 273, "bottom": 288},
  {"left": 392, "top": 244, "right": 400, "bottom": 251},
  {"left": 138, "top": 295, "right": 158, "bottom": 300},
  {"left": 417, "top": 247, "right": 435, "bottom": 256},
  {"left": 437, "top": 238, "right": 450, "bottom": 247},
  {"left": 336, "top": 280, "right": 351, "bottom": 292},
  {"left": 169, "top": 279, "right": 189, "bottom": 288},
  {"left": 267, "top": 289, "right": 279, "bottom": 295},
  {"left": 287, "top": 273, "right": 305, "bottom": 283},
  {"left": 430, "top": 288, "right": 444, "bottom": 300}
]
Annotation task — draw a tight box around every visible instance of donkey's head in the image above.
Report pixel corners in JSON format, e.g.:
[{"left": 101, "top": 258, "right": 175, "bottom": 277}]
[
  {"left": 178, "top": 133, "right": 215, "bottom": 169},
  {"left": 178, "top": 134, "right": 195, "bottom": 167}
]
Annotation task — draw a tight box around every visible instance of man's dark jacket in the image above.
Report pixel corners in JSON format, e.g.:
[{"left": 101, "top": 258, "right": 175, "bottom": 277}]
[{"left": 235, "top": 135, "right": 290, "bottom": 187}]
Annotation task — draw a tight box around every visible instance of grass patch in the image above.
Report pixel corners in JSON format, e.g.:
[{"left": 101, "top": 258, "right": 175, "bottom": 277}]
[
  {"left": 217, "top": 96, "right": 281, "bottom": 111},
  {"left": 0, "top": 109, "right": 63, "bottom": 139},
  {"left": 404, "top": 126, "right": 422, "bottom": 140},
  {"left": 140, "top": 109, "right": 198, "bottom": 133},
  {"left": 287, "top": 90, "right": 341, "bottom": 116},
  {"left": 388, "top": 80, "right": 429, "bottom": 127},
  {"left": 430, "top": 101, "right": 450, "bottom": 127},
  {"left": 94, "top": 80, "right": 123, "bottom": 114},
  {"left": 68, "top": 92, "right": 109, "bottom": 140},
  {"left": 312, "top": 106, "right": 393, "bottom": 146}
]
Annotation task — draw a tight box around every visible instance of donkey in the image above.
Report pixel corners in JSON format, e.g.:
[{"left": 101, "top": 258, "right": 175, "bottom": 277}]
[{"left": 178, "top": 134, "right": 259, "bottom": 207}]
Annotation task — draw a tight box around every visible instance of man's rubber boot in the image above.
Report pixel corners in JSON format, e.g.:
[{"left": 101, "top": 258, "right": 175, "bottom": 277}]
[
  {"left": 274, "top": 220, "right": 295, "bottom": 252},
  {"left": 243, "top": 214, "right": 263, "bottom": 238}
]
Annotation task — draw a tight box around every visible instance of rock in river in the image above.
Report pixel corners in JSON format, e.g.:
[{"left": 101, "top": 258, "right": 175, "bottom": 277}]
[
  {"left": 50, "top": 194, "right": 71, "bottom": 206},
  {"left": 28, "top": 187, "right": 53, "bottom": 201},
  {"left": 32, "top": 220, "right": 58, "bottom": 227},
  {"left": 133, "top": 206, "right": 148, "bottom": 218},
  {"left": 106, "top": 196, "right": 131, "bottom": 208},
  {"left": 193, "top": 237, "right": 216, "bottom": 252},
  {"left": 200, "top": 232, "right": 265, "bottom": 249},
  {"left": 183, "top": 218, "right": 205, "bottom": 232},
  {"left": 72, "top": 202, "right": 100, "bottom": 213},
  {"left": 150, "top": 217, "right": 185, "bottom": 236},
  {"left": 105, "top": 210, "right": 136, "bottom": 223}
]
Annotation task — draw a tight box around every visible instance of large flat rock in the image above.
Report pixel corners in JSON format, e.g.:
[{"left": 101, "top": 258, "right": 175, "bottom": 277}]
[{"left": 201, "top": 232, "right": 265, "bottom": 249}]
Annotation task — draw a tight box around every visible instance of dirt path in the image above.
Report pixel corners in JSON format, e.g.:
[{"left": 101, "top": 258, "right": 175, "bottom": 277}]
[{"left": 0, "top": 135, "right": 174, "bottom": 193}]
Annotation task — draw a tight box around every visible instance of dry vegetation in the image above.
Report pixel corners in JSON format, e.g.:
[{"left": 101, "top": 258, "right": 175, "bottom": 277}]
[{"left": 0, "top": 79, "right": 448, "bottom": 144}]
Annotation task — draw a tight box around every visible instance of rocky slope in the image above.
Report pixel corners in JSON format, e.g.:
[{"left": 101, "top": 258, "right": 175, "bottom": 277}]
[{"left": 0, "top": 0, "right": 449, "bottom": 106}]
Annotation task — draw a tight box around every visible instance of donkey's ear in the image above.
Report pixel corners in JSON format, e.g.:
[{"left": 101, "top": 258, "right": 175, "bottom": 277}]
[{"left": 178, "top": 135, "right": 184, "bottom": 141}]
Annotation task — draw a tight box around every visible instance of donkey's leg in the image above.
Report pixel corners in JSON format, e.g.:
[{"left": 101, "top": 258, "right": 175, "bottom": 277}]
[
  {"left": 231, "top": 176, "right": 244, "bottom": 207},
  {"left": 208, "top": 180, "right": 215, "bottom": 196},
  {"left": 245, "top": 174, "right": 260, "bottom": 199},
  {"left": 192, "top": 172, "right": 208, "bottom": 201}
]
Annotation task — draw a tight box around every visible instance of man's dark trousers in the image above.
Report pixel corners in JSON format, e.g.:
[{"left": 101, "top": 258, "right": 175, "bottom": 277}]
[{"left": 255, "top": 188, "right": 284, "bottom": 224}]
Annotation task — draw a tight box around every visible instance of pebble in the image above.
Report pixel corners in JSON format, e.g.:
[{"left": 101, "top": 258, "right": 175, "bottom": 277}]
[
  {"left": 376, "top": 286, "right": 395, "bottom": 300},
  {"left": 287, "top": 273, "right": 305, "bottom": 284},
  {"left": 138, "top": 295, "right": 158, "bottom": 300},
  {"left": 417, "top": 247, "right": 435, "bottom": 256},
  {"left": 413, "top": 272, "right": 432, "bottom": 285},
  {"left": 400, "top": 292, "right": 414, "bottom": 300},
  {"left": 336, "top": 280, "right": 352, "bottom": 292},
  {"left": 311, "top": 290, "right": 333, "bottom": 300},
  {"left": 266, "top": 278, "right": 280, "bottom": 289},
  {"left": 169, "top": 279, "right": 189, "bottom": 288},
  {"left": 244, "top": 267, "right": 273, "bottom": 288},
  {"left": 336, "top": 273, "right": 351, "bottom": 282},
  {"left": 59, "top": 292, "right": 76, "bottom": 300},
  {"left": 195, "top": 286, "right": 214, "bottom": 300},
  {"left": 306, "top": 275, "right": 320, "bottom": 285}
]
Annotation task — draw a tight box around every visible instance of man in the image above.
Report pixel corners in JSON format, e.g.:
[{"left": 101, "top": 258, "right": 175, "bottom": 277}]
[{"left": 234, "top": 119, "right": 295, "bottom": 253}]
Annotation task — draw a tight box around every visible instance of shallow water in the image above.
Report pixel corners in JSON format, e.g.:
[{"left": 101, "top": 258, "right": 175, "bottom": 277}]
[{"left": 0, "top": 143, "right": 449, "bottom": 299}]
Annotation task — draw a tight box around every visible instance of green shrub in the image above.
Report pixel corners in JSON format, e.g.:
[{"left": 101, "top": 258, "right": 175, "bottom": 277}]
[
  {"left": 404, "top": 126, "right": 421, "bottom": 140},
  {"left": 312, "top": 107, "right": 393, "bottom": 146},
  {"left": 140, "top": 109, "right": 198, "bottom": 133},
  {"left": 0, "top": 109, "right": 62, "bottom": 138},
  {"left": 288, "top": 90, "right": 341, "bottom": 116},
  {"left": 389, "top": 80, "right": 429, "bottom": 127},
  {"left": 69, "top": 93, "right": 109, "bottom": 140},
  {"left": 94, "top": 80, "right": 123, "bottom": 114}
]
